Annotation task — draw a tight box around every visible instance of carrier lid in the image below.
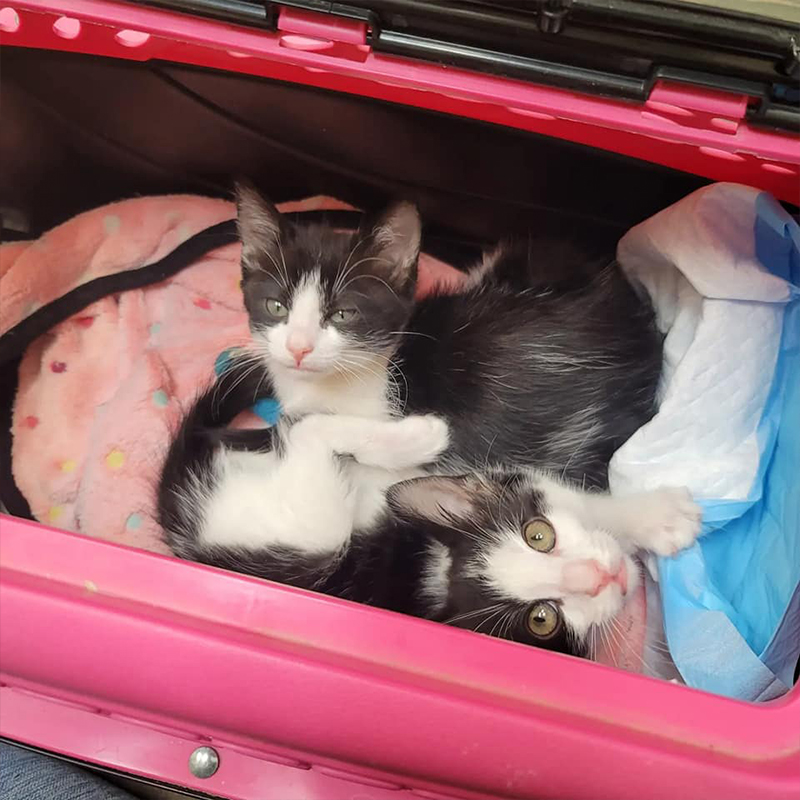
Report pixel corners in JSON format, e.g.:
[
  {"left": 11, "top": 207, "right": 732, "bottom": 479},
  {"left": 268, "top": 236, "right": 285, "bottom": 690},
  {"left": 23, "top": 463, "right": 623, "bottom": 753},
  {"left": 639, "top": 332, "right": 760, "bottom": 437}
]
[{"left": 136, "top": 0, "right": 798, "bottom": 132}]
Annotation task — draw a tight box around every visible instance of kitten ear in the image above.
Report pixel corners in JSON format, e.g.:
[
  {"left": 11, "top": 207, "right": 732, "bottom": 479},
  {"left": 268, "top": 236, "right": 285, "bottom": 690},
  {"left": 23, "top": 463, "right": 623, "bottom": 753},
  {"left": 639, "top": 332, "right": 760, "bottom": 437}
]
[
  {"left": 234, "top": 181, "right": 284, "bottom": 276},
  {"left": 362, "top": 201, "right": 421, "bottom": 290},
  {"left": 388, "top": 475, "right": 478, "bottom": 526}
]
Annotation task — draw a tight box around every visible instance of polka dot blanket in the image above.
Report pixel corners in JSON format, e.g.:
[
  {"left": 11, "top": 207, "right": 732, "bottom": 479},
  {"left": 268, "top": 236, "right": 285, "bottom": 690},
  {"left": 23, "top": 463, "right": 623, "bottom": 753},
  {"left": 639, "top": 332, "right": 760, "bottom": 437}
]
[{"left": 0, "top": 194, "right": 465, "bottom": 555}]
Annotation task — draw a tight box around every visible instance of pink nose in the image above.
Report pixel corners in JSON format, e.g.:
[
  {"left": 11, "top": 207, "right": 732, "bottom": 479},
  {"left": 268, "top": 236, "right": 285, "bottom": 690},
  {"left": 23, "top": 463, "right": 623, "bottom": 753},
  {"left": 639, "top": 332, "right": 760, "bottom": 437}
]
[
  {"left": 287, "top": 344, "right": 314, "bottom": 366},
  {"left": 562, "top": 559, "right": 628, "bottom": 597}
]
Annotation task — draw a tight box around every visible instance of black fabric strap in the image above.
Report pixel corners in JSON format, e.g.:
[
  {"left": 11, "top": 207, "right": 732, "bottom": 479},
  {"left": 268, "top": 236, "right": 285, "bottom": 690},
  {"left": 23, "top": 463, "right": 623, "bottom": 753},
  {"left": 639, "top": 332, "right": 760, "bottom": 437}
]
[
  {"left": 0, "top": 219, "right": 240, "bottom": 519},
  {"left": 0, "top": 357, "right": 30, "bottom": 519},
  {"left": 0, "top": 220, "right": 239, "bottom": 365}
]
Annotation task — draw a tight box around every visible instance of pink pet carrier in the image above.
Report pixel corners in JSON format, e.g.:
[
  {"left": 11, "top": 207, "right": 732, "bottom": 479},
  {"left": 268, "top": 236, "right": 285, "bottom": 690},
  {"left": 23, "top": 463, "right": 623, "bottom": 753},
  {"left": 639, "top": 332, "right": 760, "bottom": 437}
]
[{"left": 1, "top": 1, "right": 798, "bottom": 798}]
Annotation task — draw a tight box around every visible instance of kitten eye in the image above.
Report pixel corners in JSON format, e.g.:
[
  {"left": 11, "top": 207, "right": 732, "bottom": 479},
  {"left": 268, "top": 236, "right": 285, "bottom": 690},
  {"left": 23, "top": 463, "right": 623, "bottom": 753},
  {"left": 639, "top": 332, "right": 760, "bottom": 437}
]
[
  {"left": 523, "top": 517, "right": 555, "bottom": 552},
  {"left": 526, "top": 601, "right": 561, "bottom": 638},
  {"left": 266, "top": 298, "right": 288, "bottom": 319},
  {"left": 331, "top": 308, "right": 358, "bottom": 324}
]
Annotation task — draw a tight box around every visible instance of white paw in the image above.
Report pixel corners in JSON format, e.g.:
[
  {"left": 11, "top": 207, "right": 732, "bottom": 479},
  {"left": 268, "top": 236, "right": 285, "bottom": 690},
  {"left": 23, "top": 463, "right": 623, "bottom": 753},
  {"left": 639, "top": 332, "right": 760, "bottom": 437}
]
[
  {"left": 631, "top": 487, "right": 703, "bottom": 557},
  {"left": 376, "top": 414, "right": 450, "bottom": 470}
]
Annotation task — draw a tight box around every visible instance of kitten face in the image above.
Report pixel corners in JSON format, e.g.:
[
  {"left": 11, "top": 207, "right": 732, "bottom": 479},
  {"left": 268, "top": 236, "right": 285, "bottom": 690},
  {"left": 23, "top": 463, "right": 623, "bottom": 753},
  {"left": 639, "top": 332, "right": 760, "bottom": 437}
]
[
  {"left": 389, "top": 468, "right": 639, "bottom": 658},
  {"left": 236, "top": 183, "right": 420, "bottom": 380}
]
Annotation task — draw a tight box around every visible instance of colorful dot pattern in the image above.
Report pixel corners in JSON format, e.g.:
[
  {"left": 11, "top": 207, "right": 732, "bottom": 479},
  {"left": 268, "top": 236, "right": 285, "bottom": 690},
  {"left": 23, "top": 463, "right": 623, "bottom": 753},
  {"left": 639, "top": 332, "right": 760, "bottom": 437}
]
[
  {"left": 105, "top": 449, "right": 125, "bottom": 470},
  {"left": 10, "top": 197, "right": 274, "bottom": 552},
  {"left": 126, "top": 513, "right": 143, "bottom": 531},
  {"left": 152, "top": 389, "right": 169, "bottom": 408}
]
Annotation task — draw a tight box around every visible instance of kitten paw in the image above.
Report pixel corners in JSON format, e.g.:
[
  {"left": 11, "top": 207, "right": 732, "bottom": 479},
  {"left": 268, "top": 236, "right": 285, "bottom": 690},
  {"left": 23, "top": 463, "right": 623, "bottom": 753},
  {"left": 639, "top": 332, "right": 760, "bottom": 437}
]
[
  {"left": 631, "top": 487, "right": 702, "bottom": 557},
  {"left": 374, "top": 414, "right": 450, "bottom": 470}
]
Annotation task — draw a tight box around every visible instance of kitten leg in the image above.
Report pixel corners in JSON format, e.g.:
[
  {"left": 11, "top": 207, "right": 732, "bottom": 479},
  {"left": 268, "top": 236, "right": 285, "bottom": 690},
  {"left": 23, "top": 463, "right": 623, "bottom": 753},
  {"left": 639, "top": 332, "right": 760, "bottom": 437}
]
[
  {"left": 198, "top": 431, "right": 358, "bottom": 554},
  {"left": 288, "top": 414, "right": 450, "bottom": 531},
  {"left": 544, "top": 477, "right": 702, "bottom": 557},
  {"left": 198, "top": 414, "right": 448, "bottom": 553},
  {"left": 289, "top": 413, "right": 450, "bottom": 471}
]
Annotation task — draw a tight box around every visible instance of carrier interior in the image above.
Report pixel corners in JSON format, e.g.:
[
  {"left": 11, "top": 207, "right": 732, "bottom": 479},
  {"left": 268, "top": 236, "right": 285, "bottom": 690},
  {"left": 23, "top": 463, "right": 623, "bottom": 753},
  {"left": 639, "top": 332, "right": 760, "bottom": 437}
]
[{"left": 0, "top": 47, "right": 713, "bottom": 252}]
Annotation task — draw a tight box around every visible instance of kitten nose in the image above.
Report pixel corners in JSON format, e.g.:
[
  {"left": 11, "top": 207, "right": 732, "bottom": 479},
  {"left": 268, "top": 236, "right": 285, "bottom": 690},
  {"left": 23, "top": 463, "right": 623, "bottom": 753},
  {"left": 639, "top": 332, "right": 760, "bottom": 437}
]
[
  {"left": 286, "top": 333, "right": 315, "bottom": 366},
  {"left": 562, "top": 559, "right": 627, "bottom": 597},
  {"left": 288, "top": 343, "right": 314, "bottom": 366}
]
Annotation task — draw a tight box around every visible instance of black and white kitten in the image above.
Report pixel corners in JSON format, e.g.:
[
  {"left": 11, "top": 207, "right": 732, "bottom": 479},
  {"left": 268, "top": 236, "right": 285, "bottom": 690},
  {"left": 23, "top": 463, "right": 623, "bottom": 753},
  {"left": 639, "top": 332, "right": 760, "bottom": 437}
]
[
  {"left": 160, "top": 366, "right": 701, "bottom": 657},
  {"left": 233, "top": 183, "right": 663, "bottom": 488},
  {"left": 158, "top": 184, "right": 681, "bottom": 657}
]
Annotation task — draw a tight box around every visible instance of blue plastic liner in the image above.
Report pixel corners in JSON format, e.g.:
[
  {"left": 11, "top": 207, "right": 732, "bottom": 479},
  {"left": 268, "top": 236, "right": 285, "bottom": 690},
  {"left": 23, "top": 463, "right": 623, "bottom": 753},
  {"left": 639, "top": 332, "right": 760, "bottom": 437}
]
[{"left": 660, "top": 194, "right": 800, "bottom": 700}]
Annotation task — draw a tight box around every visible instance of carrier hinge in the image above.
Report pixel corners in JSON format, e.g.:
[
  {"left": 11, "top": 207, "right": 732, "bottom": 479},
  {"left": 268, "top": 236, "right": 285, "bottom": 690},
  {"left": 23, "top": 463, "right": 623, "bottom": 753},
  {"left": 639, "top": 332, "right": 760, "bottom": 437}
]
[
  {"left": 265, "top": 2, "right": 378, "bottom": 47},
  {"left": 537, "top": 0, "right": 573, "bottom": 35}
]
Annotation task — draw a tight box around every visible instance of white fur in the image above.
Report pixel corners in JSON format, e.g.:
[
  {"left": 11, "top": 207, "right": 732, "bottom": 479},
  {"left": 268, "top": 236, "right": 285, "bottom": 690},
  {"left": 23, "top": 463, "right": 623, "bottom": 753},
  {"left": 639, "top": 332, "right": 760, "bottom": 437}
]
[
  {"left": 461, "top": 243, "right": 506, "bottom": 290},
  {"left": 542, "top": 479, "right": 702, "bottom": 557},
  {"left": 284, "top": 277, "right": 323, "bottom": 357},
  {"left": 199, "top": 414, "right": 450, "bottom": 552},
  {"left": 252, "top": 275, "right": 395, "bottom": 418},
  {"left": 419, "top": 540, "right": 452, "bottom": 613},
  {"left": 202, "top": 257, "right": 447, "bottom": 555},
  {"left": 477, "top": 510, "right": 637, "bottom": 637},
  {"left": 200, "top": 446, "right": 355, "bottom": 552},
  {"left": 270, "top": 359, "right": 393, "bottom": 418},
  {"left": 259, "top": 273, "right": 341, "bottom": 374},
  {"left": 474, "top": 473, "right": 701, "bottom": 637}
]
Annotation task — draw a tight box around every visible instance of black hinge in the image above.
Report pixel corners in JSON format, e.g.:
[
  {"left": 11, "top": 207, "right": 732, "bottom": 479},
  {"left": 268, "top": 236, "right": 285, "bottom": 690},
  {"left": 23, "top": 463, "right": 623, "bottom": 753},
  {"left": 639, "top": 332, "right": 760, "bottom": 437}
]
[
  {"left": 264, "top": 0, "right": 377, "bottom": 33},
  {"left": 265, "top": 1, "right": 570, "bottom": 37},
  {"left": 538, "top": 0, "right": 572, "bottom": 35}
]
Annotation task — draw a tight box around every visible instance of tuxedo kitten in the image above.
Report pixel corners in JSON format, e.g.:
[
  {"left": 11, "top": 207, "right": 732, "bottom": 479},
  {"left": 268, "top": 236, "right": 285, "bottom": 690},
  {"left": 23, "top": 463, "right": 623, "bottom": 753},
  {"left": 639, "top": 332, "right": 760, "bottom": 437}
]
[
  {"left": 234, "top": 182, "right": 663, "bottom": 489},
  {"left": 387, "top": 468, "right": 700, "bottom": 656},
  {"left": 236, "top": 182, "right": 420, "bottom": 420},
  {"left": 158, "top": 184, "right": 672, "bottom": 658},
  {"left": 160, "top": 373, "right": 701, "bottom": 658}
]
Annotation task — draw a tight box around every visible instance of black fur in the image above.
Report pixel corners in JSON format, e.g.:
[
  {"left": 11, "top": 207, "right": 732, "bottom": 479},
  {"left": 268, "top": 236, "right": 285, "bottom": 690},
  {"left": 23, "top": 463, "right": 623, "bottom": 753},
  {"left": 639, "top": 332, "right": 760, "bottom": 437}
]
[
  {"left": 233, "top": 187, "right": 662, "bottom": 487},
  {"left": 180, "top": 518, "right": 435, "bottom": 619},
  {"left": 157, "top": 192, "right": 663, "bottom": 657},
  {"left": 237, "top": 182, "right": 418, "bottom": 355},
  {"left": 400, "top": 248, "right": 662, "bottom": 488},
  {"left": 157, "top": 363, "right": 278, "bottom": 557},
  {"left": 158, "top": 370, "right": 436, "bottom": 618},
  {"left": 387, "top": 469, "right": 588, "bottom": 657}
]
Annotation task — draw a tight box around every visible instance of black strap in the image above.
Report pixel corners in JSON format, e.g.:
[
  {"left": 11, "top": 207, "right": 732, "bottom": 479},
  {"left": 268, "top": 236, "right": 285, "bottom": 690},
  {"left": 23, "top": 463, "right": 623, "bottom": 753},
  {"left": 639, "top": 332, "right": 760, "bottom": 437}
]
[
  {"left": 0, "top": 220, "right": 239, "bottom": 364},
  {"left": 0, "top": 357, "right": 30, "bottom": 519},
  {"left": 0, "top": 219, "right": 240, "bottom": 518}
]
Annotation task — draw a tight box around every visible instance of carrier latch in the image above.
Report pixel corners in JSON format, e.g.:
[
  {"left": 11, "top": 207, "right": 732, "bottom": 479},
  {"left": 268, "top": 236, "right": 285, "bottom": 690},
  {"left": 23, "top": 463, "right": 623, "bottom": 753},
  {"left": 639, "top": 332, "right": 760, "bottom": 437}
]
[{"left": 267, "top": 2, "right": 377, "bottom": 53}]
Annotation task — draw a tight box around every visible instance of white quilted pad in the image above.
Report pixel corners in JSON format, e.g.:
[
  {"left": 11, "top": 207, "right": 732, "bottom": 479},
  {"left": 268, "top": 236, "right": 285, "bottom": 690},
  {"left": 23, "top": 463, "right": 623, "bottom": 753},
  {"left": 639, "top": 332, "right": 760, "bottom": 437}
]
[{"left": 609, "top": 183, "right": 793, "bottom": 502}]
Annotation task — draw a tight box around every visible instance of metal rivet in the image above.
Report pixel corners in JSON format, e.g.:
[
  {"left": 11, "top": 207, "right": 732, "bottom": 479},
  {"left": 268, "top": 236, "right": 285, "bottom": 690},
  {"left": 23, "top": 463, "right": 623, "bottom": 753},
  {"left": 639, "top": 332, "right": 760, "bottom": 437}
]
[{"left": 188, "top": 746, "right": 219, "bottom": 779}]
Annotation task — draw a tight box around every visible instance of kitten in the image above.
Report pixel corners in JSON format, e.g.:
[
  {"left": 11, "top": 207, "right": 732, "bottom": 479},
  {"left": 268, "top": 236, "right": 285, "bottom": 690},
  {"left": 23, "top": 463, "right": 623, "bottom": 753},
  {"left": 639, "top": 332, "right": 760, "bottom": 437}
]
[
  {"left": 160, "top": 375, "right": 701, "bottom": 658},
  {"left": 234, "top": 182, "right": 663, "bottom": 488},
  {"left": 158, "top": 183, "right": 677, "bottom": 658},
  {"left": 387, "top": 468, "right": 700, "bottom": 656}
]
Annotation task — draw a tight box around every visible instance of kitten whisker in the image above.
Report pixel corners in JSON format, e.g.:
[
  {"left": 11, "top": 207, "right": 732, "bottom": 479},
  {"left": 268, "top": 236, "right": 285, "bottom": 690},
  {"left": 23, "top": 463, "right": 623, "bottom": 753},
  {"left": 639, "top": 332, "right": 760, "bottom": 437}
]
[
  {"left": 443, "top": 603, "right": 504, "bottom": 626},
  {"left": 340, "top": 270, "right": 400, "bottom": 300}
]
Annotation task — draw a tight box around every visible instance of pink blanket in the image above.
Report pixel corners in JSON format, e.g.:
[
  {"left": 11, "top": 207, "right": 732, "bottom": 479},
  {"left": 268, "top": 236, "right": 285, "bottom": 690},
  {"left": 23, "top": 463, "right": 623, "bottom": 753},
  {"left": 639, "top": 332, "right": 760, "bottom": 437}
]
[{"left": 1, "top": 194, "right": 463, "bottom": 554}]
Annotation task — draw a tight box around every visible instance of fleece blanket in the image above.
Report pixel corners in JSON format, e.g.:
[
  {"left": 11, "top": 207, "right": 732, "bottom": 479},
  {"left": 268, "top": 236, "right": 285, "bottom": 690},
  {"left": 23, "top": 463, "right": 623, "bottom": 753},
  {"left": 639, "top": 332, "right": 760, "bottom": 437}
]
[{"left": 0, "top": 193, "right": 658, "bottom": 677}]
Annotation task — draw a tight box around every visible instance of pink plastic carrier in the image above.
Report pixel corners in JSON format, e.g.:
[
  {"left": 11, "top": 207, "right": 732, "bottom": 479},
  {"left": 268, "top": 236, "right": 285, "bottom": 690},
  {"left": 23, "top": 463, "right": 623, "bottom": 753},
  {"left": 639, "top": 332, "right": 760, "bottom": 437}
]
[{"left": 1, "top": 2, "right": 799, "bottom": 799}]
